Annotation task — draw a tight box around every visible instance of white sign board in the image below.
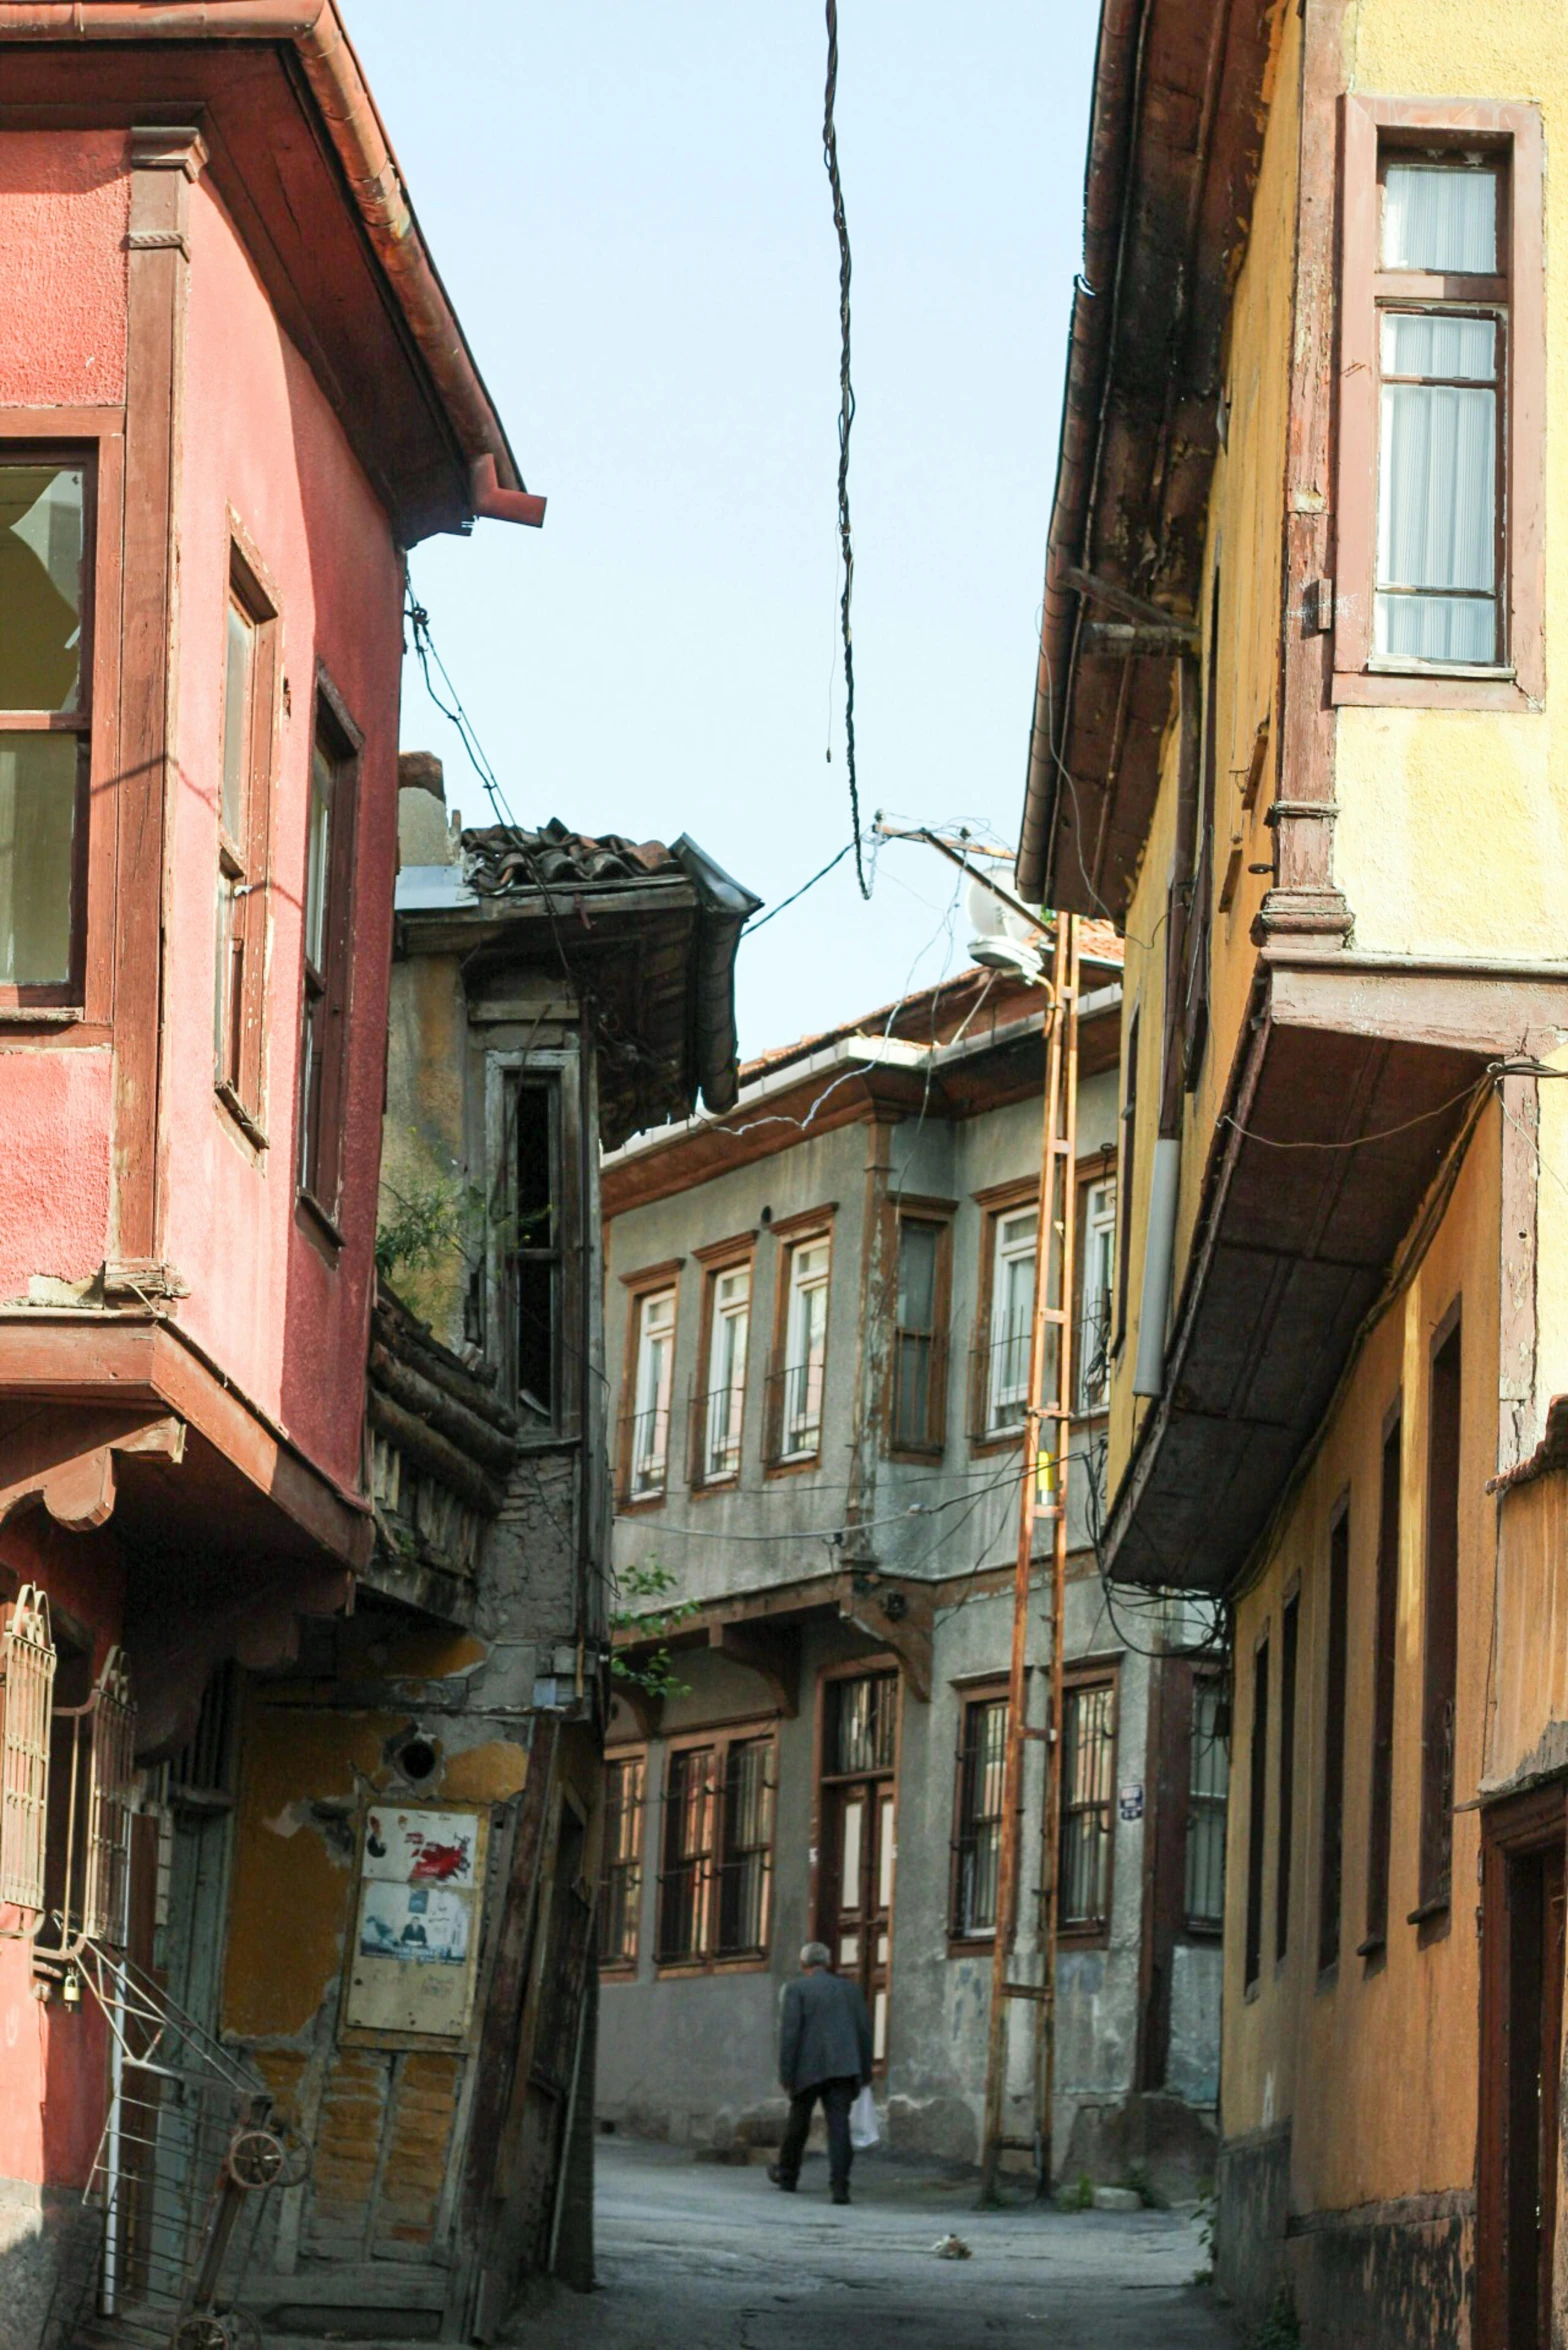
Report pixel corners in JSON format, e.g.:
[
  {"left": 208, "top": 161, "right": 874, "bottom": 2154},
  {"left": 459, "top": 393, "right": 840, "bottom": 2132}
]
[{"left": 344, "top": 1804, "right": 488, "bottom": 2039}]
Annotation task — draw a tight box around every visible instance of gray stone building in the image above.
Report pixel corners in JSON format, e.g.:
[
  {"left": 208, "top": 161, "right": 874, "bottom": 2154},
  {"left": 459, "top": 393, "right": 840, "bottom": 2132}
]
[{"left": 596, "top": 944, "right": 1226, "bottom": 2185}]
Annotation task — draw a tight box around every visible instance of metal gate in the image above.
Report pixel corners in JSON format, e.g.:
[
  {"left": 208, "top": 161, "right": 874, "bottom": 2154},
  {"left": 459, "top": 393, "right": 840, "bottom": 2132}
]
[{"left": 79, "top": 1944, "right": 302, "bottom": 2349}]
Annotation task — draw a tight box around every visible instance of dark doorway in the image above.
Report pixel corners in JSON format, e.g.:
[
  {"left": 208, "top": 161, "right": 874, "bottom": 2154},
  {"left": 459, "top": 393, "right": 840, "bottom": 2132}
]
[{"left": 1479, "top": 1785, "right": 1566, "bottom": 2350}]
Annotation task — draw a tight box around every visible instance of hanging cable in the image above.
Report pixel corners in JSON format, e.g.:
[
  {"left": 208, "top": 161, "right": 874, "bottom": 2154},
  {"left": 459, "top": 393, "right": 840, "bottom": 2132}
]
[
  {"left": 823, "top": 0, "right": 870, "bottom": 900},
  {"left": 404, "top": 583, "right": 519, "bottom": 832},
  {"left": 744, "top": 836, "right": 861, "bottom": 934}
]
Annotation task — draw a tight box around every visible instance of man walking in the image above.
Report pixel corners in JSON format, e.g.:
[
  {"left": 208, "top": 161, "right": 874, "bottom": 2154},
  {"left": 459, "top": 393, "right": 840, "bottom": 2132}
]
[{"left": 769, "top": 1942, "right": 874, "bottom": 2206}]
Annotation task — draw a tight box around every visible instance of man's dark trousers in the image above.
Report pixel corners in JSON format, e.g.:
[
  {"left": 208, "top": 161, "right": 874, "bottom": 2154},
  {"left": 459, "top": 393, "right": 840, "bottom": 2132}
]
[{"left": 776, "top": 2074, "right": 858, "bottom": 2195}]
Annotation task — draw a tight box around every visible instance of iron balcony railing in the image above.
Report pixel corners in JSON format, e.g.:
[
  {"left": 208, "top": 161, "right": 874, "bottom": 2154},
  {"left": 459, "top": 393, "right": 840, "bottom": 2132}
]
[
  {"left": 764, "top": 1359, "right": 825, "bottom": 1467},
  {"left": 690, "top": 1378, "right": 746, "bottom": 1486},
  {"left": 619, "top": 1402, "right": 673, "bottom": 1501},
  {"left": 890, "top": 1326, "right": 948, "bottom": 1454}
]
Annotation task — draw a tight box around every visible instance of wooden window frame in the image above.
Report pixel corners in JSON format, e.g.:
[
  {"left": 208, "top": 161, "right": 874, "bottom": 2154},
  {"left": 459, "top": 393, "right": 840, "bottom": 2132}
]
[
  {"left": 0, "top": 426, "right": 121, "bottom": 1034},
  {"left": 1244, "top": 1627, "right": 1270, "bottom": 1995},
  {"left": 690, "top": 1233, "right": 755, "bottom": 1493},
  {"left": 1183, "top": 1668, "right": 1229, "bottom": 1937},
  {"left": 1318, "top": 1500, "right": 1351, "bottom": 1979},
  {"left": 295, "top": 665, "right": 362, "bottom": 1240},
  {"left": 1057, "top": 1663, "right": 1119, "bottom": 1947},
  {"left": 599, "top": 1745, "right": 647, "bottom": 1978},
  {"left": 1073, "top": 1149, "right": 1118, "bottom": 1419},
  {"left": 1276, "top": 1589, "right": 1299, "bottom": 1968},
  {"left": 1361, "top": 1397, "right": 1403, "bottom": 1961},
  {"left": 886, "top": 1196, "right": 954, "bottom": 1460},
  {"left": 1334, "top": 97, "right": 1544, "bottom": 710},
  {"left": 969, "top": 1175, "right": 1040, "bottom": 1455},
  {"left": 948, "top": 1678, "right": 1009, "bottom": 1951},
  {"left": 1414, "top": 1300, "right": 1463, "bottom": 1931},
  {"left": 1114, "top": 1011, "right": 1140, "bottom": 1356},
  {"left": 764, "top": 1209, "right": 835, "bottom": 1475},
  {"left": 213, "top": 516, "right": 280, "bottom": 1145},
  {"left": 652, "top": 1721, "right": 778, "bottom": 1975},
  {"left": 617, "top": 1262, "right": 682, "bottom": 1508}
]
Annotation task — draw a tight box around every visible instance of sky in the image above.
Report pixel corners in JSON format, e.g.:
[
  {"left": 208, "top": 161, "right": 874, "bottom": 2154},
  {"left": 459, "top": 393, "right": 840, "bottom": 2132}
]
[{"left": 348, "top": 4, "right": 1100, "bottom": 1060}]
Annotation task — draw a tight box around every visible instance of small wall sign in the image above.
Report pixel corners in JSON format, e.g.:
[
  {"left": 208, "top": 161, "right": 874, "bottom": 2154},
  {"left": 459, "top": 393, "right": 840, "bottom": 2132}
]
[
  {"left": 1118, "top": 1784, "right": 1145, "bottom": 1823},
  {"left": 344, "top": 1803, "right": 488, "bottom": 2039}
]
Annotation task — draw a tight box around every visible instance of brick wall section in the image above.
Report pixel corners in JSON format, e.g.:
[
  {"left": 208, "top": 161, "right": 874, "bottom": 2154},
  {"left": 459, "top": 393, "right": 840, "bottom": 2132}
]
[
  {"left": 373, "top": 2053, "right": 463, "bottom": 2254},
  {"left": 305, "top": 2048, "right": 390, "bottom": 2261}
]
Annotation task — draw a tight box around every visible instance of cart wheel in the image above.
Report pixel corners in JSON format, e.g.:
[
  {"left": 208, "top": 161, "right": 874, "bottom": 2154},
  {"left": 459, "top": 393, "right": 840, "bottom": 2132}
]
[
  {"left": 170, "top": 2317, "right": 233, "bottom": 2350},
  {"left": 226, "top": 2124, "right": 287, "bottom": 2189},
  {"left": 275, "top": 2128, "right": 311, "bottom": 2188},
  {"left": 224, "top": 2310, "right": 262, "bottom": 2350}
]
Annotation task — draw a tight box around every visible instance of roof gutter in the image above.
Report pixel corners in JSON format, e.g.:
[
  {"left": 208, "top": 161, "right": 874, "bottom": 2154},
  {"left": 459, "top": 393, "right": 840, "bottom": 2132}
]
[
  {"left": 1016, "top": 0, "right": 1148, "bottom": 904},
  {"left": 0, "top": 1, "right": 539, "bottom": 527}
]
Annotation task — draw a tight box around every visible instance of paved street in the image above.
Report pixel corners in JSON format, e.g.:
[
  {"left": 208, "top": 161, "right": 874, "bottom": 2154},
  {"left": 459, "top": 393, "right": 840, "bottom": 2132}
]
[{"left": 509, "top": 2138, "right": 1235, "bottom": 2349}]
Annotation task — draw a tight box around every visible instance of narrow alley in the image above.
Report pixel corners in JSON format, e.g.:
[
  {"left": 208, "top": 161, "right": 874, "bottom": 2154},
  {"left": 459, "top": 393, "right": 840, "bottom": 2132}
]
[{"left": 511, "top": 2140, "right": 1229, "bottom": 2350}]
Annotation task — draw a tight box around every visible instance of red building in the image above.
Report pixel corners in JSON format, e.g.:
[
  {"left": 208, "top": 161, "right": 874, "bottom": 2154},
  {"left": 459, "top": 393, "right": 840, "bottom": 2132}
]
[{"left": 0, "top": 16, "right": 538, "bottom": 2340}]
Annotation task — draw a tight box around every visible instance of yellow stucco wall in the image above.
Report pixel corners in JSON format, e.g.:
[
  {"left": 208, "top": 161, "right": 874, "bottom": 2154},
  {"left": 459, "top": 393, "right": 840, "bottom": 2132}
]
[
  {"left": 1108, "top": 6, "right": 1300, "bottom": 1465},
  {"left": 1221, "top": 1108, "right": 1500, "bottom": 2206},
  {"left": 1333, "top": 1, "right": 1564, "bottom": 960}
]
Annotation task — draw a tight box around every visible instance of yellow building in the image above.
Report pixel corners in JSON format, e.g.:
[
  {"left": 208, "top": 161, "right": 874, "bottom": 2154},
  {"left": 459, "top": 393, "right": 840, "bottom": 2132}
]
[{"left": 1018, "top": 1, "right": 1568, "bottom": 2339}]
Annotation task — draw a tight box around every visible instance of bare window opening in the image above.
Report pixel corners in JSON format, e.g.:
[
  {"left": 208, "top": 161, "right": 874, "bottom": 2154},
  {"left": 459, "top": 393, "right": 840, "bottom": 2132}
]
[
  {"left": 0, "top": 462, "right": 90, "bottom": 998},
  {"left": 509, "top": 1077, "right": 562, "bottom": 1430},
  {"left": 38, "top": 1643, "right": 136, "bottom": 1959}
]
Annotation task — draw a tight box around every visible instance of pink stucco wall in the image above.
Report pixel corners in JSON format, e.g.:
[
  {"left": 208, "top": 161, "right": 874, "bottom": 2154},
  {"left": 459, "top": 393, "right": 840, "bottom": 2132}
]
[
  {"left": 0, "top": 131, "right": 127, "bottom": 405},
  {"left": 162, "top": 174, "right": 403, "bottom": 1491},
  {"left": 0, "top": 1523, "right": 123, "bottom": 2195},
  {"left": 0, "top": 134, "right": 127, "bottom": 1300}
]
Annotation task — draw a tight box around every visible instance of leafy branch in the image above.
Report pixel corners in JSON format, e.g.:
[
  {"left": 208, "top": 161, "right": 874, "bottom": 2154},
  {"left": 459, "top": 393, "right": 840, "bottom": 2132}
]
[{"left": 610, "top": 1559, "right": 699, "bottom": 1699}]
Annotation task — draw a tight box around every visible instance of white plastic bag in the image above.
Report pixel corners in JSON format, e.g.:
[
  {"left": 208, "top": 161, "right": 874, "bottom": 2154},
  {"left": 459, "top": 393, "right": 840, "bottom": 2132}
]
[{"left": 849, "top": 2085, "right": 880, "bottom": 2150}]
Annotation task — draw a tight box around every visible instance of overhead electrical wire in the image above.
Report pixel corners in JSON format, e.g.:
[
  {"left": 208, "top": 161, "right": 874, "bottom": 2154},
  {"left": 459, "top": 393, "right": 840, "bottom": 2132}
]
[{"left": 822, "top": 0, "right": 870, "bottom": 901}]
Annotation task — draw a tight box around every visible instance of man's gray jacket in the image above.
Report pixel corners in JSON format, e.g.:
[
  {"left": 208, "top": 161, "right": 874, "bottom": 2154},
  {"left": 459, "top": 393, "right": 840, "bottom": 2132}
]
[{"left": 778, "top": 1969, "right": 874, "bottom": 2095}]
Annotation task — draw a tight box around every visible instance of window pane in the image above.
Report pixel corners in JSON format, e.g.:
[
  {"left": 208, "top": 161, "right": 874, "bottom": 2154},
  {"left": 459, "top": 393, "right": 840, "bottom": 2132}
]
[
  {"left": 0, "top": 735, "right": 78, "bottom": 985},
  {"left": 1382, "top": 163, "right": 1496, "bottom": 274},
  {"left": 0, "top": 467, "right": 85, "bottom": 713},
  {"left": 221, "top": 599, "right": 255, "bottom": 844},
  {"left": 897, "top": 1222, "right": 939, "bottom": 1331},
  {"left": 304, "top": 742, "right": 334, "bottom": 970},
  {"left": 1382, "top": 312, "right": 1495, "bottom": 383},
  {"left": 1376, "top": 336, "right": 1497, "bottom": 665}
]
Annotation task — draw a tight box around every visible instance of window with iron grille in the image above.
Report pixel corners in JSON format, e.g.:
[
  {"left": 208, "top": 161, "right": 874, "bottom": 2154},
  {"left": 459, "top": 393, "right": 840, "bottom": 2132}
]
[
  {"left": 626, "top": 1285, "right": 677, "bottom": 1500},
  {"left": 716, "top": 1739, "right": 775, "bottom": 1956},
  {"left": 600, "top": 1751, "right": 645, "bottom": 1971},
  {"left": 0, "top": 1586, "right": 56, "bottom": 1925},
  {"left": 951, "top": 1691, "right": 1007, "bottom": 1939},
  {"left": 1185, "top": 1676, "right": 1229, "bottom": 1931},
  {"left": 1058, "top": 1676, "right": 1116, "bottom": 1933},
  {"left": 695, "top": 1259, "right": 750, "bottom": 1486},
  {"left": 38, "top": 1644, "right": 136, "bottom": 1958},
  {"left": 655, "top": 1730, "right": 776, "bottom": 1967},
  {"left": 774, "top": 1235, "right": 830, "bottom": 1463}
]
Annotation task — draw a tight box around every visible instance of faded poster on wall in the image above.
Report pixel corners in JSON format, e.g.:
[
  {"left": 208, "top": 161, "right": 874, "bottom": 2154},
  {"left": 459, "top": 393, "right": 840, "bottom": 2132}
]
[{"left": 344, "top": 1804, "right": 489, "bottom": 2039}]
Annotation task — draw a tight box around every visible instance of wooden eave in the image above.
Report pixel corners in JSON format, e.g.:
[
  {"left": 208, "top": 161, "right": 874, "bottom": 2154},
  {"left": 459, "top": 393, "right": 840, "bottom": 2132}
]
[
  {"left": 1105, "top": 962, "right": 1568, "bottom": 1595},
  {"left": 0, "top": 1311, "right": 372, "bottom": 1571},
  {"left": 1017, "top": 0, "right": 1282, "bottom": 914},
  {"left": 0, "top": 46, "right": 500, "bottom": 542},
  {"left": 600, "top": 994, "right": 1121, "bottom": 1219}
]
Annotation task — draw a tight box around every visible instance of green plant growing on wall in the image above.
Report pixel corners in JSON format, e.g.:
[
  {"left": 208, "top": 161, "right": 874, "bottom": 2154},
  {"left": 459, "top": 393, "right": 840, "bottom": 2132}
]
[
  {"left": 375, "top": 1177, "right": 481, "bottom": 1281},
  {"left": 611, "top": 1559, "right": 699, "bottom": 1699},
  {"left": 1249, "top": 2287, "right": 1301, "bottom": 2348},
  {"left": 1191, "top": 2187, "right": 1216, "bottom": 2286}
]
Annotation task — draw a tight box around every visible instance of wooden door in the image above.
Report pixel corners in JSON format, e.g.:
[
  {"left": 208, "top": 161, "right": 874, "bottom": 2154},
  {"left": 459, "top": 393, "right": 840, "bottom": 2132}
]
[
  {"left": 817, "top": 1670, "right": 899, "bottom": 2072},
  {"left": 1479, "top": 1786, "right": 1567, "bottom": 2350}
]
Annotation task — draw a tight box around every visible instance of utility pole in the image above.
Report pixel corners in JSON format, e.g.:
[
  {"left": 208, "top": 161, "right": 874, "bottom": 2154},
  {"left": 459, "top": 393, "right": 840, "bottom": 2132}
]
[{"left": 977, "top": 911, "right": 1080, "bottom": 2205}]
